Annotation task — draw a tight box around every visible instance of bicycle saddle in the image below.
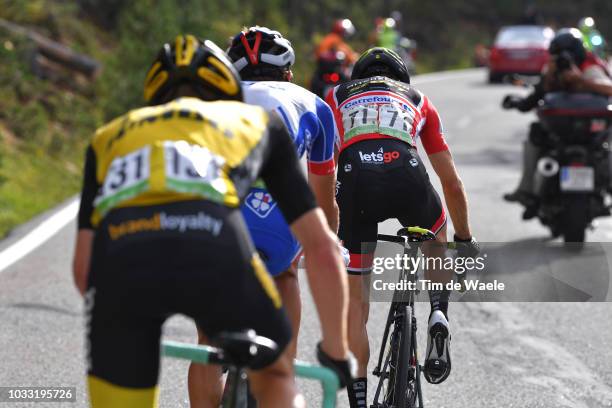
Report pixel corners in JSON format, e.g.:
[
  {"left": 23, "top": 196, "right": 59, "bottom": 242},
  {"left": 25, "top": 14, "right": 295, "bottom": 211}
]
[
  {"left": 213, "top": 330, "right": 278, "bottom": 368},
  {"left": 396, "top": 227, "right": 436, "bottom": 242}
]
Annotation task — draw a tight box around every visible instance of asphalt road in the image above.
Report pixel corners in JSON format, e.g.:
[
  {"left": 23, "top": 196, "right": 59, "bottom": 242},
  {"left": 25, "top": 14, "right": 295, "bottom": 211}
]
[{"left": 1, "top": 68, "right": 612, "bottom": 408}]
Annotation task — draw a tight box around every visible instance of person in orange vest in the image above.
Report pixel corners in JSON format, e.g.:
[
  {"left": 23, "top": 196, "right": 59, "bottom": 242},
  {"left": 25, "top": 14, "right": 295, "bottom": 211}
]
[{"left": 315, "top": 19, "right": 358, "bottom": 65}]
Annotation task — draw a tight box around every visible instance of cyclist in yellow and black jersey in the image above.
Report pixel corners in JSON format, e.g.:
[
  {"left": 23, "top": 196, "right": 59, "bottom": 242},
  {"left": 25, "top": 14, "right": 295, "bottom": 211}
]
[
  {"left": 73, "top": 35, "right": 352, "bottom": 408},
  {"left": 78, "top": 97, "right": 307, "bottom": 228}
]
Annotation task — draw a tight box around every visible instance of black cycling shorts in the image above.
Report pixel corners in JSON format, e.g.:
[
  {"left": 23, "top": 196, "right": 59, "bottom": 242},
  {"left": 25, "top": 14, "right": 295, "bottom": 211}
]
[
  {"left": 86, "top": 200, "right": 291, "bottom": 390},
  {"left": 336, "top": 139, "right": 446, "bottom": 274}
]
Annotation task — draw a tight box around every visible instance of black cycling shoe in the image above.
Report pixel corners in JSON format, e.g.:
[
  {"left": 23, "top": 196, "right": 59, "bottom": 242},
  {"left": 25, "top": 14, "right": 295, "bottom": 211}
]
[
  {"left": 522, "top": 205, "right": 538, "bottom": 220},
  {"left": 503, "top": 190, "right": 535, "bottom": 205},
  {"left": 424, "top": 310, "right": 451, "bottom": 385}
]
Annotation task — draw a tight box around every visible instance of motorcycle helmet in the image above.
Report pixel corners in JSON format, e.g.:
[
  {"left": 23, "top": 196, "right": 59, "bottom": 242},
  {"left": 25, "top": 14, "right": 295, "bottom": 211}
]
[
  {"left": 144, "top": 34, "right": 242, "bottom": 105},
  {"left": 578, "top": 17, "right": 595, "bottom": 31},
  {"left": 549, "top": 28, "right": 587, "bottom": 66},
  {"left": 351, "top": 47, "right": 410, "bottom": 84},
  {"left": 332, "top": 19, "right": 355, "bottom": 38},
  {"left": 383, "top": 17, "right": 396, "bottom": 29},
  {"left": 227, "top": 26, "right": 295, "bottom": 81}
]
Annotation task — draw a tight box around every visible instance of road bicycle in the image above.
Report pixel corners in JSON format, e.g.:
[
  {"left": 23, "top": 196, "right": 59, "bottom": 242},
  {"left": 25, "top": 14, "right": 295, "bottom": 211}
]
[
  {"left": 371, "top": 226, "right": 437, "bottom": 408},
  {"left": 163, "top": 330, "right": 340, "bottom": 408}
]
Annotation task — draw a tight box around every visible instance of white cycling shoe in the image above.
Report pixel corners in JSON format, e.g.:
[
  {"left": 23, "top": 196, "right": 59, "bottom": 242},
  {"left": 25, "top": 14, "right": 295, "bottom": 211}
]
[{"left": 424, "top": 310, "right": 451, "bottom": 384}]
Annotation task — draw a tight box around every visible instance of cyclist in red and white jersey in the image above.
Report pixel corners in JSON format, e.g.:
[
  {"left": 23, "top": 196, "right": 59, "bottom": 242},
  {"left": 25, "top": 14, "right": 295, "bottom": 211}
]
[{"left": 326, "top": 47, "right": 479, "bottom": 408}]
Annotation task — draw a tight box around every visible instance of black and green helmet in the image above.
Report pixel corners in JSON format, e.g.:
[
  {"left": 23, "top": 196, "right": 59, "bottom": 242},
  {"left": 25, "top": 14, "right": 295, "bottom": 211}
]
[{"left": 351, "top": 47, "right": 410, "bottom": 84}]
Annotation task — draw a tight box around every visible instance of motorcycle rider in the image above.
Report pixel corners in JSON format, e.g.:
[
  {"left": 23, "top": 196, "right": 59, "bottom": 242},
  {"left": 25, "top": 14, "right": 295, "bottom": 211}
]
[
  {"left": 374, "top": 17, "right": 400, "bottom": 49},
  {"left": 504, "top": 28, "right": 612, "bottom": 213},
  {"left": 369, "top": 15, "right": 417, "bottom": 75},
  {"left": 518, "top": 3, "right": 542, "bottom": 25},
  {"left": 315, "top": 18, "right": 359, "bottom": 65}
]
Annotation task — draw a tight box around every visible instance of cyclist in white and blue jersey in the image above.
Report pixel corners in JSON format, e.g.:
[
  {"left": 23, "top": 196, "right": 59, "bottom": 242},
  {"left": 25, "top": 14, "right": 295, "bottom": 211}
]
[{"left": 188, "top": 27, "right": 341, "bottom": 407}]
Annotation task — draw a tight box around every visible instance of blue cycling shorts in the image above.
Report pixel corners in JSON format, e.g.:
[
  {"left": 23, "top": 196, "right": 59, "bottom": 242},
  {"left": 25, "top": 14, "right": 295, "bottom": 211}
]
[{"left": 241, "top": 187, "right": 301, "bottom": 276}]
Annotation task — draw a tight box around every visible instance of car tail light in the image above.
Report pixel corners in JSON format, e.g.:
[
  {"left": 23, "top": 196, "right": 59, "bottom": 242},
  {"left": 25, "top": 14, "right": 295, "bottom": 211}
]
[{"left": 489, "top": 47, "right": 501, "bottom": 61}]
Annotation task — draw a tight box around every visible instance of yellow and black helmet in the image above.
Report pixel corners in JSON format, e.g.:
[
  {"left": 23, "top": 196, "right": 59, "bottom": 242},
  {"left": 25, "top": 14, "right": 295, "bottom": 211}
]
[{"left": 144, "top": 34, "right": 242, "bottom": 104}]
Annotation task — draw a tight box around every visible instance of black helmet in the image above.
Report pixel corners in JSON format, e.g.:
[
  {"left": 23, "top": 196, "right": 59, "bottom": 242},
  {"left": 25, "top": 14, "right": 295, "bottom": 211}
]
[
  {"left": 227, "top": 26, "right": 295, "bottom": 80},
  {"left": 549, "top": 28, "right": 586, "bottom": 65},
  {"left": 351, "top": 47, "right": 410, "bottom": 83},
  {"left": 144, "top": 34, "right": 242, "bottom": 105}
]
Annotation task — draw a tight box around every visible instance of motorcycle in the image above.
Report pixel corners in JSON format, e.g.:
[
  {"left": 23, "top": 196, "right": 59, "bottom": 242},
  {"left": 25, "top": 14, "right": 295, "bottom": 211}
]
[
  {"left": 310, "top": 50, "right": 351, "bottom": 99},
  {"left": 503, "top": 91, "right": 612, "bottom": 242}
]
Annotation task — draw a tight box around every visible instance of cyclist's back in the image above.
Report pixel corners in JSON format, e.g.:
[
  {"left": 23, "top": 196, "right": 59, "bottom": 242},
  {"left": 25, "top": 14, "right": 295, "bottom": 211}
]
[
  {"left": 328, "top": 75, "right": 448, "bottom": 155},
  {"left": 85, "top": 97, "right": 273, "bottom": 217},
  {"left": 327, "top": 74, "right": 448, "bottom": 271},
  {"left": 243, "top": 80, "right": 336, "bottom": 170}
]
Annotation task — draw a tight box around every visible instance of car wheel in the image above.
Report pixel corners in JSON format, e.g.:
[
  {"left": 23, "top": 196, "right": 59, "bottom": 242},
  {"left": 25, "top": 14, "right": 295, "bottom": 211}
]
[{"left": 488, "top": 72, "right": 502, "bottom": 83}]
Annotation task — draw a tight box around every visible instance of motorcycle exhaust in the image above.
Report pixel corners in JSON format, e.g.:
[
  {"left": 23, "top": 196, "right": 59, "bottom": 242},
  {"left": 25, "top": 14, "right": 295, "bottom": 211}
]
[
  {"left": 537, "top": 157, "right": 559, "bottom": 177},
  {"left": 534, "top": 157, "right": 559, "bottom": 195}
]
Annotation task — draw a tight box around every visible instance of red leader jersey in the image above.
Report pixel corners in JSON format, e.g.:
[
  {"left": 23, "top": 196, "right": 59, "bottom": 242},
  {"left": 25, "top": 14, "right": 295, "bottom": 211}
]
[{"left": 325, "top": 76, "right": 449, "bottom": 155}]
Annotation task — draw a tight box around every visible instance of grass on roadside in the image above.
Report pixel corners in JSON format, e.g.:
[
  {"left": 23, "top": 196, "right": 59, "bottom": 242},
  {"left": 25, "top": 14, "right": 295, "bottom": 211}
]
[{"left": 0, "top": 142, "right": 82, "bottom": 237}]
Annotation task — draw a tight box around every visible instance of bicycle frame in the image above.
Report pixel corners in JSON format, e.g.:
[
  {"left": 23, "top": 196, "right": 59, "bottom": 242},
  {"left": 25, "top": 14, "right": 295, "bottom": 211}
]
[
  {"left": 162, "top": 341, "right": 340, "bottom": 408},
  {"left": 372, "top": 227, "right": 432, "bottom": 408}
]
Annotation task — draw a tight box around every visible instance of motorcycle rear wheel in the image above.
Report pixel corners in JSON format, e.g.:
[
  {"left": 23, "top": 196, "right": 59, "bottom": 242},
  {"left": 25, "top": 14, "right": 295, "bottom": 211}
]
[{"left": 562, "top": 195, "right": 588, "bottom": 244}]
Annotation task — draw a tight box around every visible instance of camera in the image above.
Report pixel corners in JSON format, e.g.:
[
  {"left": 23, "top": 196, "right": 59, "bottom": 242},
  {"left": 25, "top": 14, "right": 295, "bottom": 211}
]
[{"left": 554, "top": 50, "right": 575, "bottom": 72}]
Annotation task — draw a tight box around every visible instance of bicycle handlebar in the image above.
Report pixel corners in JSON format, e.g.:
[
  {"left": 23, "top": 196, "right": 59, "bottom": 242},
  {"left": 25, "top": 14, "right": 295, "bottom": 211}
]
[
  {"left": 376, "top": 227, "right": 469, "bottom": 292},
  {"left": 162, "top": 341, "right": 339, "bottom": 408},
  {"left": 163, "top": 340, "right": 218, "bottom": 365},
  {"left": 294, "top": 359, "right": 340, "bottom": 408}
]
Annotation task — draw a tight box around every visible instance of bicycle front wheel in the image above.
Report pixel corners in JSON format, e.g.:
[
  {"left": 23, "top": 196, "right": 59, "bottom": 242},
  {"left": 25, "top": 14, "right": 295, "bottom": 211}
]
[{"left": 392, "top": 305, "right": 413, "bottom": 408}]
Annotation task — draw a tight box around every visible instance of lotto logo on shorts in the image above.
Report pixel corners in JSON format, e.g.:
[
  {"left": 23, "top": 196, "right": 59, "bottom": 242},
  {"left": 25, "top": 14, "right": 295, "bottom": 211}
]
[
  {"left": 245, "top": 190, "right": 277, "bottom": 218},
  {"left": 358, "top": 148, "right": 400, "bottom": 164}
]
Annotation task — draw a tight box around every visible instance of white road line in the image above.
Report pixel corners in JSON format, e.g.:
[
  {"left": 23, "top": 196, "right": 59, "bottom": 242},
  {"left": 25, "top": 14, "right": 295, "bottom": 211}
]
[{"left": 0, "top": 198, "right": 79, "bottom": 273}]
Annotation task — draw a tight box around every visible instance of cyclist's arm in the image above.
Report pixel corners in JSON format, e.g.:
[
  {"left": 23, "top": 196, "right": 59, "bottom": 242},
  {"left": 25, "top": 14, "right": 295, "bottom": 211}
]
[
  {"left": 325, "top": 88, "right": 342, "bottom": 165},
  {"left": 73, "top": 230, "right": 93, "bottom": 296},
  {"left": 307, "top": 97, "right": 340, "bottom": 233},
  {"left": 429, "top": 150, "right": 472, "bottom": 240},
  {"left": 308, "top": 174, "right": 338, "bottom": 233},
  {"left": 259, "top": 113, "right": 349, "bottom": 360},
  {"left": 73, "top": 145, "right": 98, "bottom": 296},
  {"left": 420, "top": 97, "right": 472, "bottom": 239},
  {"left": 291, "top": 209, "right": 348, "bottom": 359},
  {"left": 574, "top": 65, "right": 612, "bottom": 95}
]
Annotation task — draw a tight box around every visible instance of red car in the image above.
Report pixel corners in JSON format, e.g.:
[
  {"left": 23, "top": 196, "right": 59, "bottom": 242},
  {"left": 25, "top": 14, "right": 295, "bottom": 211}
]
[{"left": 488, "top": 25, "right": 554, "bottom": 83}]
